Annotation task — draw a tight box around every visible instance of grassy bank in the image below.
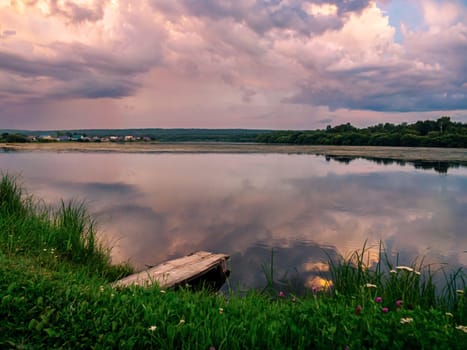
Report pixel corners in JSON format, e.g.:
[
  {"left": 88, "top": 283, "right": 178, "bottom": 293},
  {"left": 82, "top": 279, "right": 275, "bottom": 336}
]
[{"left": 1, "top": 175, "right": 466, "bottom": 349}]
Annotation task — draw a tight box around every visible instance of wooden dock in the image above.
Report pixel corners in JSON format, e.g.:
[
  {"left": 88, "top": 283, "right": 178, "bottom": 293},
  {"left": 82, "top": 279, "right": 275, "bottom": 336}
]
[{"left": 113, "top": 251, "right": 230, "bottom": 290}]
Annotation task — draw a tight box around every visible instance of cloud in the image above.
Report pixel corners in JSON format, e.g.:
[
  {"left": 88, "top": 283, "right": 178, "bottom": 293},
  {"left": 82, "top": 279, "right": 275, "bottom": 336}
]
[
  {"left": 0, "top": 48, "right": 142, "bottom": 100},
  {"left": 0, "top": 0, "right": 466, "bottom": 128},
  {"left": 0, "top": 50, "right": 82, "bottom": 79},
  {"left": 63, "top": 79, "right": 139, "bottom": 99},
  {"left": 317, "top": 117, "right": 333, "bottom": 124},
  {"left": 285, "top": 2, "right": 467, "bottom": 112},
  {"left": 158, "top": 0, "right": 371, "bottom": 36},
  {"left": 0, "top": 29, "right": 16, "bottom": 39},
  {"left": 421, "top": 0, "right": 463, "bottom": 28},
  {"left": 14, "top": 0, "right": 109, "bottom": 23},
  {"left": 0, "top": 2, "right": 166, "bottom": 103}
]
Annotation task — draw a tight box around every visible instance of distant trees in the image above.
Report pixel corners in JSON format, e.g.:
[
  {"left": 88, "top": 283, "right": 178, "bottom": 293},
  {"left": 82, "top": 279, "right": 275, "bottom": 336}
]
[
  {"left": 0, "top": 133, "right": 29, "bottom": 143},
  {"left": 1, "top": 117, "right": 466, "bottom": 147},
  {"left": 256, "top": 117, "right": 467, "bottom": 148}
]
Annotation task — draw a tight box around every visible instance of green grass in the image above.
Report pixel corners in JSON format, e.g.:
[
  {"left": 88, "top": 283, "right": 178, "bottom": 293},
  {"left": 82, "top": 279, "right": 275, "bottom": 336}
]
[
  {"left": 327, "top": 241, "right": 466, "bottom": 325},
  {"left": 1, "top": 174, "right": 466, "bottom": 349}
]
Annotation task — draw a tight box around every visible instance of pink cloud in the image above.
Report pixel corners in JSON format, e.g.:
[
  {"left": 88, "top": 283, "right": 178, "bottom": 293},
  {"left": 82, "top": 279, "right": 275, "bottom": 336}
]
[{"left": 0, "top": 0, "right": 466, "bottom": 129}]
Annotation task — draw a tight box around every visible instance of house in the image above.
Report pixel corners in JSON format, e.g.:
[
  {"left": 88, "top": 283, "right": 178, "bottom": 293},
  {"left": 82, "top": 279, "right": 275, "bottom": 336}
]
[{"left": 38, "top": 135, "right": 54, "bottom": 141}]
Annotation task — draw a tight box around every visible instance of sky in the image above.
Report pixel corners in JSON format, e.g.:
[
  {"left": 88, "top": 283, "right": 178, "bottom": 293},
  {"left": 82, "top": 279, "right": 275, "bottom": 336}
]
[{"left": 0, "top": 0, "right": 466, "bottom": 130}]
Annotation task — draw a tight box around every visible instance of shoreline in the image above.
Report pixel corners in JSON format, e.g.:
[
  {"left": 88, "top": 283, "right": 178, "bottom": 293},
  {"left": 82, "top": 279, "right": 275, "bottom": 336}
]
[{"left": 1, "top": 142, "right": 467, "bottom": 163}]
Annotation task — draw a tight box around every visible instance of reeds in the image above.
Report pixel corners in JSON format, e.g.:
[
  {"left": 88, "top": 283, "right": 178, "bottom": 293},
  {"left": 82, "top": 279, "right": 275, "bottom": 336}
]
[
  {"left": 327, "top": 241, "right": 466, "bottom": 316},
  {"left": 0, "top": 173, "right": 128, "bottom": 278}
]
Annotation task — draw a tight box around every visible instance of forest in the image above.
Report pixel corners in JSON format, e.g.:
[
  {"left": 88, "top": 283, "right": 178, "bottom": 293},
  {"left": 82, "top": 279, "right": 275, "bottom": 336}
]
[{"left": 256, "top": 117, "right": 467, "bottom": 148}]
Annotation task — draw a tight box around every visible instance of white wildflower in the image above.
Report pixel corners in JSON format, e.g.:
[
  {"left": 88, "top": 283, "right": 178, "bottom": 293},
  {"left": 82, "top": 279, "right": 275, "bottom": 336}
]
[
  {"left": 445, "top": 312, "right": 453, "bottom": 317},
  {"left": 456, "top": 290, "right": 464, "bottom": 295},
  {"left": 456, "top": 325, "right": 467, "bottom": 333},
  {"left": 396, "top": 266, "right": 420, "bottom": 274},
  {"left": 148, "top": 325, "right": 157, "bottom": 331},
  {"left": 178, "top": 319, "right": 185, "bottom": 326},
  {"left": 365, "top": 283, "right": 377, "bottom": 288},
  {"left": 400, "top": 317, "right": 414, "bottom": 324},
  {"left": 160, "top": 290, "right": 166, "bottom": 294},
  {"left": 389, "top": 269, "right": 397, "bottom": 274},
  {"left": 219, "top": 308, "right": 224, "bottom": 314},
  {"left": 396, "top": 266, "right": 414, "bottom": 272}
]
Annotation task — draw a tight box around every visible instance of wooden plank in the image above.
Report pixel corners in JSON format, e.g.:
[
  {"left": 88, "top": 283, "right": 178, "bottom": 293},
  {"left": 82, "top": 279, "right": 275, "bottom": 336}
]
[{"left": 113, "top": 251, "right": 230, "bottom": 289}]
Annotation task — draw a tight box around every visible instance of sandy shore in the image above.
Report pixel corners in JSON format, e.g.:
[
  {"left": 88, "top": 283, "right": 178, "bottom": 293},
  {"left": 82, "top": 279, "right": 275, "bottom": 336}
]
[{"left": 1, "top": 142, "right": 467, "bottom": 163}]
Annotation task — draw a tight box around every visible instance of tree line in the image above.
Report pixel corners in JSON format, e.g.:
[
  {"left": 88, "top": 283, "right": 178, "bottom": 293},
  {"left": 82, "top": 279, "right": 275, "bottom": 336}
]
[
  {"left": 256, "top": 117, "right": 467, "bottom": 148},
  {"left": 1, "top": 117, "right": 466, "bottom": 147}
]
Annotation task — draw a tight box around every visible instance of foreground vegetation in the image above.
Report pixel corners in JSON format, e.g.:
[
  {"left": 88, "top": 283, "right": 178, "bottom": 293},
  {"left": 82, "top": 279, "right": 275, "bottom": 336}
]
[{"left": 1, "top": 175, "right": 466, "bottom": 349}]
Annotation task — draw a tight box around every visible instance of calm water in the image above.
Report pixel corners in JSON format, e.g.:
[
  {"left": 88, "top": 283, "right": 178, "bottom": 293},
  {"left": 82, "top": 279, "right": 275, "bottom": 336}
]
[{"left": 1, "top": 151, "right": 466, "bottom": 291}]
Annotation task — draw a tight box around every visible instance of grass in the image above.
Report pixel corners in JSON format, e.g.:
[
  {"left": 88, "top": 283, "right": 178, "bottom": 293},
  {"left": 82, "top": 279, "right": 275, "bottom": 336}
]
[
  {"left": 327, "top": 241, "right": 466, "bottom": 322},
  {"left": 1, "top": 174, "right": 466, "bottom": 349}
]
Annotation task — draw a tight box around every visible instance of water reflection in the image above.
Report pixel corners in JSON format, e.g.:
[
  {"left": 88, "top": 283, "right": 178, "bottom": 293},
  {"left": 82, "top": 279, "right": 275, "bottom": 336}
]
[
  {"left": 325, "top": 154, "right": 466, "bottom": 174},
  {"left": 226, "top": 241, "right": 338, "bottom": 294},
  {"left": 1, "top": 152, "right": 466, "bottom": 291}
]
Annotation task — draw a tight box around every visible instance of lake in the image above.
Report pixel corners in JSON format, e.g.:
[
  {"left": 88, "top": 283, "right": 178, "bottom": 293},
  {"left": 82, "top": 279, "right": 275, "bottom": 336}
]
[{"left": 1, "top": 150, "right": 466, "bottom": 292}]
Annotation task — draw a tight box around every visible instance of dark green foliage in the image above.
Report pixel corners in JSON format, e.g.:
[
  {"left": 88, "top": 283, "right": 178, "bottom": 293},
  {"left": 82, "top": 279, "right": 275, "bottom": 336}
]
[
  {"left": 1, "top": 255, "right": 465, "bottom": 349},
  {"left": 0, "top": 174, "right": 27, "bottom": 217},
  {"left": 257, "top": 116, "right": 467, "bottom": 148},
  {"left": 2, "top": 133, "right": 29, "bottom": 143}
]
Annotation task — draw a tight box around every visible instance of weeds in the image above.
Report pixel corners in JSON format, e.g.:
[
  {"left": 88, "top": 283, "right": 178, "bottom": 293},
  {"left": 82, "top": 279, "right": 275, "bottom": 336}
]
[{"left": 327, "top": 241, "right": 466, "bottom": 320}]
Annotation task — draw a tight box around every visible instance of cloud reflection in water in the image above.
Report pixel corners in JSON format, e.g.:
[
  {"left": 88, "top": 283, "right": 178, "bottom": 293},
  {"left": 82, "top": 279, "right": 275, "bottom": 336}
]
[{"left": 1, "top": 152, "right": 466, "bottom": 291}]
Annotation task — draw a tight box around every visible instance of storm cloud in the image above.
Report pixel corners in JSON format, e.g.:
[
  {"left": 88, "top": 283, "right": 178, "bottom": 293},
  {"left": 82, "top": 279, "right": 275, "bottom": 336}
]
[{"left": 0, "top": 0, "right": 466, "bottom": 129}]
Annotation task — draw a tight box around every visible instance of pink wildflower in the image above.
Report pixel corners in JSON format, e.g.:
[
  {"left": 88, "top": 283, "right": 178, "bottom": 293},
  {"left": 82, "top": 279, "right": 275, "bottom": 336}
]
[
  {"left": 279, "top": 291, "right": 285, "bottom": 298},
  {"left": 381, "top": 307, "right": 389, "bottom": 313},
  {"left": 375, "top": 296, "right": 383, "bottom": 303},
  {"left": 395, "top": 300, "right": 403, "bottom": 308},
  {"left": 355, "top": 305, "right": 363, "bottom": 315}
]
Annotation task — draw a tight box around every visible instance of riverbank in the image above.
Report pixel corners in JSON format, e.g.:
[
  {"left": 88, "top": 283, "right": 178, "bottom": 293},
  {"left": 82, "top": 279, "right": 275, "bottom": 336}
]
[
  {"left": 1, "top": 175, "right": 466, "bottom": 349},
  {"left": 2, "top": 142, "right": 467, "bottom": 163}
]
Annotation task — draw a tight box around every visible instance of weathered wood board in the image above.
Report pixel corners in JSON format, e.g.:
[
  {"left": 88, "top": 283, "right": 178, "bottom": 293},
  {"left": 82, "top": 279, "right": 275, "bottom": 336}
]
[{"left": 113, "top": 251, "right": 230, "bottom": 289}]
